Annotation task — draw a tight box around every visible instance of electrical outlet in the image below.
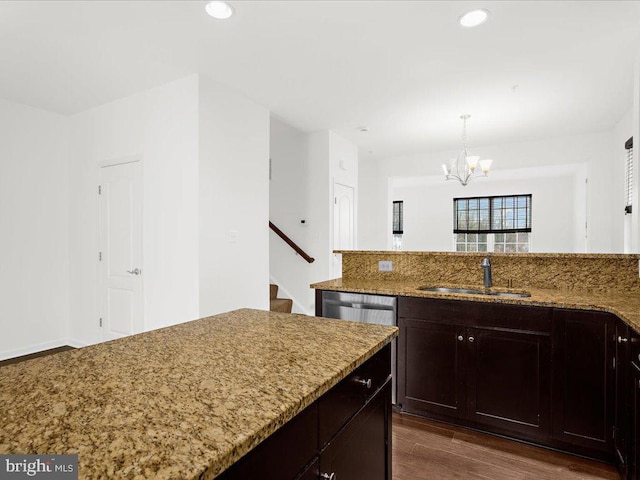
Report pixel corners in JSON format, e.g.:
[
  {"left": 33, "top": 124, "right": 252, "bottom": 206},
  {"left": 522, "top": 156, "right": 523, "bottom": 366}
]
[
  {"left": 379, "top": 260, "right": 393, "bottom": 272},
  {"left": 228, "top": 230, "right": 239, "bottom": 244}
]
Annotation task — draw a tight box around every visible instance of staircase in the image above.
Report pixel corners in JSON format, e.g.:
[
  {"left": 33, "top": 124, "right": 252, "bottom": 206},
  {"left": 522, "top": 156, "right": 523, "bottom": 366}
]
[{"left": 270, "top": 284, "right": 293, "bottom": 314}]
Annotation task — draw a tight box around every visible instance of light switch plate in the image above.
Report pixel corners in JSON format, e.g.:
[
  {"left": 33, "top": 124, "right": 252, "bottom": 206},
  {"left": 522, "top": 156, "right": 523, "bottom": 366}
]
[{"left": 379, "top": 260, "right": 393, "bottom": 272}]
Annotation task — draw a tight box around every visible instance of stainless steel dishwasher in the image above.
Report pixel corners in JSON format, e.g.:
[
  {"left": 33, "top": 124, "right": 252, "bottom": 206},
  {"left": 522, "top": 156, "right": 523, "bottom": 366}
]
[{"left": 321, "top": 291, "right": 398, "bottom": 404}]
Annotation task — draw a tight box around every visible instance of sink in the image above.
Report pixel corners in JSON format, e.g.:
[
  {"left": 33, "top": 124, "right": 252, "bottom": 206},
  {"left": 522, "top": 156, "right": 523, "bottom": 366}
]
[{"left": 419, "top": 287, "right": 531, "bottom": 298}]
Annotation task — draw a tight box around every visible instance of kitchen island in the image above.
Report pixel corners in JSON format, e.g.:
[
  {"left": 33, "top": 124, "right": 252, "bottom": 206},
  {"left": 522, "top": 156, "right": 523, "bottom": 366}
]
[{"left": 0, "top": 309, "right": 397, "bottom": 479}]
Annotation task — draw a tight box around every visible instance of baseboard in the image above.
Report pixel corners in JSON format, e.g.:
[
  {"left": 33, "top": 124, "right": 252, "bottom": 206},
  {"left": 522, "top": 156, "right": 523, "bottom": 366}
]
[
  {"left": 0, "top": 338, "right": 70, "bottom": 362},
  {"left": 67, "top": 338, "right": 95, "bottom": 349},
  {"left": 269, "top": 275, "right": 313, "bottom": 316}
]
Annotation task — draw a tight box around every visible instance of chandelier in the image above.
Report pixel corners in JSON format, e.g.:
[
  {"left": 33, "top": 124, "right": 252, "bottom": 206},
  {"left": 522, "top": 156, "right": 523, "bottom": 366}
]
[{"left": 441, "top": 114, "right": 492, "bottom": 186}]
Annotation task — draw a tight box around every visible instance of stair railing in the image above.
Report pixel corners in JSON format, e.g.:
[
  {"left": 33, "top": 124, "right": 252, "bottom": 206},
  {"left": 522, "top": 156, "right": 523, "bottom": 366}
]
[{"left": 269, "top": 221, "right": 315, "bottom": 263}]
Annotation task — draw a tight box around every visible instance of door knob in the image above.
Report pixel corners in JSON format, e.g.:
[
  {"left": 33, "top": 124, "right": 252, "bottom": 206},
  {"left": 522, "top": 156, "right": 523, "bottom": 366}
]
[
  {"left": 618, "top": 336, "right": 629, "bottom": 343},
  {"left": 468, "top": 336, "right": 475, "bottom": 343},
  {"left": 127, "top": 268, "right": 141, "bottom": 275},
  {"left": 320, "top": 473, "right": 336, "bottom": 480},
  {"left": 457, "top": 335, "right": 464, "bottom": 342}
]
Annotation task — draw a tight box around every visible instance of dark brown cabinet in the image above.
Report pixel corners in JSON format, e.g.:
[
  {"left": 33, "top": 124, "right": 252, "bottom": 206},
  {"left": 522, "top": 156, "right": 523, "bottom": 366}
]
[
  {"left": 552, "top": 309, "right": 615, "bottom": 460},
  {"left": 399, "top": 316, "right": 466, "bottom": 418},
  {"left": 631, "top": 364, "right": 640, "bottom": 480},
  {"left": 466, "top": 325, "right": 551, "bottom": 439},
  {"left": 397, "top": 297, "right": 627, "bottom": 463},
  {"left": 218, "top": 344, "right": 392, "bottom": 480},
  {"left": 629, "top": 330, "right": 640, "bottom": 480},
  {"left": 320, "top": 383, "right": 391, "bottom": 480},
  {"left": 398, "top": 297, "right": 552, "bottom": 442},
  {"left": 616, "top": 320, "right": 631, "bottom": 478}
]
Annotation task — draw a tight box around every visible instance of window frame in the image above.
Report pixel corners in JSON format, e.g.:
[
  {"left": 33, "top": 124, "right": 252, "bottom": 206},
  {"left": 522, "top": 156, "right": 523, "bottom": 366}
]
[
  {"left": 453, "top": 232, "right": 532, "bottom": 253},
  {"left": 392, "top": 200, "right": 404, "bottom": 235},
  {"left": 453, "top": 194, "right": 532, "bottom": 234},
  {"left": 625, "top": 137, "right": 633, "bottom": 215}
]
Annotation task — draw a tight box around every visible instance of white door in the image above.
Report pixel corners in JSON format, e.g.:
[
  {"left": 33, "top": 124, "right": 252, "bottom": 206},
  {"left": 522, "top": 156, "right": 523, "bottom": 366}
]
[
  {"left": 333, "top": 182, "right": 355, "bottom": 277},
  {"left": 99, "top": 161, "right": 143, "bottom": 341}
]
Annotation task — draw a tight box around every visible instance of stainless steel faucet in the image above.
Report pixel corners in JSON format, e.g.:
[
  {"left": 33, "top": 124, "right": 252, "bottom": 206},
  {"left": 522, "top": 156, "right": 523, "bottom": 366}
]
[{"left": 481, "top": 254, "right": 492, "bottom": 288}]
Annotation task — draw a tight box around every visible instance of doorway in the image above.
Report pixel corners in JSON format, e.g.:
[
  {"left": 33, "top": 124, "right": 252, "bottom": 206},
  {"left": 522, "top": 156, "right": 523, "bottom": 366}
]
[
  {"left": 333, "top": 182, "right": 355, "bottom": 277},
  {"left": 98, "top": 160, "right": 143, "bottom": 341}
]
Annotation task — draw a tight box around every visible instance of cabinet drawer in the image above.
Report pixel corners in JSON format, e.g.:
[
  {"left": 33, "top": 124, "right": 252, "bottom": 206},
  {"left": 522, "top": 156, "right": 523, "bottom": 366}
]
[
  {"left": 319, "top": 343, "right": 391, "bottom": 445},
  {"left": 473, "top": 302, "right": 552, "bottom": 333},
  {"left": 217, "top": 401, "right": 318, "bottom": 480},
  {"left": 399, "top": 297, "right": 469, "bottom": 325}
]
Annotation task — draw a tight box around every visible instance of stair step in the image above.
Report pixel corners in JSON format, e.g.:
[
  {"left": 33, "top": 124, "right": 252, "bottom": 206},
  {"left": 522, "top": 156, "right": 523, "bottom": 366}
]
[
  {"left": 270, "top": 298, "right": 293, "bottom": 314},
  {"left": 270, "top": 284, "right": 278, "bottom": 300}
]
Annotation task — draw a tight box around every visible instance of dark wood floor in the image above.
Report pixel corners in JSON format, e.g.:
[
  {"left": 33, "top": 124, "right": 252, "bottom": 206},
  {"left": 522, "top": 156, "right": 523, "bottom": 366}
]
[
  {"left": 0, "top": 346, "right": 74, "bottom": 367},
  {"left": 393, "top": 413, "right": 620, "bottom": 480}
]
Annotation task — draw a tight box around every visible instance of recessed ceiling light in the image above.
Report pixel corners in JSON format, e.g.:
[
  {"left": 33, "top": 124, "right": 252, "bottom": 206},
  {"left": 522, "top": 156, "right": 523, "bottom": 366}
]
[
  {"left": 205, "top": 1, "right": 234, "bottom": 20},
  {"left": 458, "top": 9, "right": 489, "bottom": 28}
]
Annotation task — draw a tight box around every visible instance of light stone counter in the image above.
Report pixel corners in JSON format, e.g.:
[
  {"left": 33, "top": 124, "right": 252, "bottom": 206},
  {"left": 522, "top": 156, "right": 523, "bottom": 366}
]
[
  {"left": 311, "top": 278, "right": 640, "bottom": 333},
  {"left": 0, "top": 309, "right": 397, "bottom": 479}
]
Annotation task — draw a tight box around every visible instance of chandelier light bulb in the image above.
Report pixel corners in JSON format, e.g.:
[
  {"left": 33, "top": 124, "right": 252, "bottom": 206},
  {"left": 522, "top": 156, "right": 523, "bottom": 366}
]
[
  {"left": 466, "top": 155, "right": 480, "bottom": 171},
  {"left": 442, "top": 115, "right": 493, "bottom": 186},
  {"left": 479, "top": 159, "right": 493, "bottom": 173}
]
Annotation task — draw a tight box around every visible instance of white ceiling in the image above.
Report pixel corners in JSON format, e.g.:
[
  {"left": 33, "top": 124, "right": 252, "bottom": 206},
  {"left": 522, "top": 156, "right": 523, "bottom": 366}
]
[{"left": 1, "top": 0, "right": 639, "bottom": 159}]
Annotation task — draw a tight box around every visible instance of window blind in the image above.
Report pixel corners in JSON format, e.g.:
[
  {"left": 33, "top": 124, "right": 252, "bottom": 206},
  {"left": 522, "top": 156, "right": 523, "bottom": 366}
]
[
  {"left": 454, "top": 194, "right": 532, "bottom": 234},
  {"left": 625, "top": 137, "right": 633, "bottom": 214},
  {"left": 393, "top": 201, "right": 404, "bottom": 234}
]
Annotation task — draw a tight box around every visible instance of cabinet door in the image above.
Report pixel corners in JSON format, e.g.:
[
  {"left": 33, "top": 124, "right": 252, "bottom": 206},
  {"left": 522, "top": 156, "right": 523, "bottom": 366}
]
[
  {"left": 319, "top": 382, "right": 391, "bottom": 480},
  {"left": 398, "top": 317, "right": 466, "bottom": 419},
  {"left": 615, "top": 320, "right": 630, "bottom": 478},
  {"left": 631, "top": 365, "right": 640, "bottom": 480},
  {"left": 296, "top": 458, "right": 318, "bottom": 480},
  {"left": 552, "top": 309, "right": 615, "bottom": 457},
  {"left": 466, "top": 326, "right": 551, "bottom": 439}
]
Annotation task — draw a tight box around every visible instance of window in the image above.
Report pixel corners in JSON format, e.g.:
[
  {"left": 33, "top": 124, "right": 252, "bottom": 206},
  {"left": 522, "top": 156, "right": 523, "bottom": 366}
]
[
  {"left": 392, "top": 201, "right": 403, "bottom": 250},
  {"left": 392, "top": 201, "right": 404, "bottom": 234},
  {"left": 454, "top": 194, "right": 532, "bottom": 252},
  {"left": 626, "top": 137, "right": 633, "bottom": 214}
]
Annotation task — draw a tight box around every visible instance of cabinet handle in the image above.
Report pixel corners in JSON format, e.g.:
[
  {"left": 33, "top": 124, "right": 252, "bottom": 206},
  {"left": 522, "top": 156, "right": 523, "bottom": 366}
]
[
  {"left": 320, "top": 473, "right": 336, "bottom": 480},
  {"left": 356, "top": 378, "right": 372, "bottom": 389},
  {"left": 468, "top": 336, "right": 475, "bottom": 343},
  {"left": 618, "top": 336, "right": 629, "bottom": 343},
  {"left": 457, "top": 335, "right": 464, "bottom": 342}
]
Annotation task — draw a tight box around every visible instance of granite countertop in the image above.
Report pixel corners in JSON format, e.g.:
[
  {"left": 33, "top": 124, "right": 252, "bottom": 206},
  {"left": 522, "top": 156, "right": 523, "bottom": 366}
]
[
  {"left": 311, "top": 278, "right": 640, "bottom": 333},
  {"left": 0, "top": 309, "right": 398, "bottom": 479}
]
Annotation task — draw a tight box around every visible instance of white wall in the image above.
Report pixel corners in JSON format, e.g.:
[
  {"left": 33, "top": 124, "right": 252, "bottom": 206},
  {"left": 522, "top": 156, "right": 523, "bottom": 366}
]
[
  {"left": 198, "top": 77, "right": 270, "bottom": 317},
  {"left": 0, "top": 98, "right": 70, "bottom": 360},
  {"left": 610, "top": 108, "right": 633, "bottom": 253},
  {"left": 329, "top": 131, "right": 359, "bottom": 278},
  {"left": 633, "top": 51, "right": 640, "bottom": 252},
  {"left": 270, "top": 125, "right": 359, "bottom": 314},
  {"left": 269, "top": 117, "right": 312, "bottom": 313},
  {"left": 359, "top": 159, "right": 386, "bottom": 251},
  {"left": 306, "top": 131, "right": 332, "bottom": 312},
  {"left": 360, "top": 131, "right": 622, "bottom": 253},
  {"left": 68, "top": 75, "right": 200, "bottom": 346},
  {"left": 391, "top": 165, "right": 580, "bottom": 252}
]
